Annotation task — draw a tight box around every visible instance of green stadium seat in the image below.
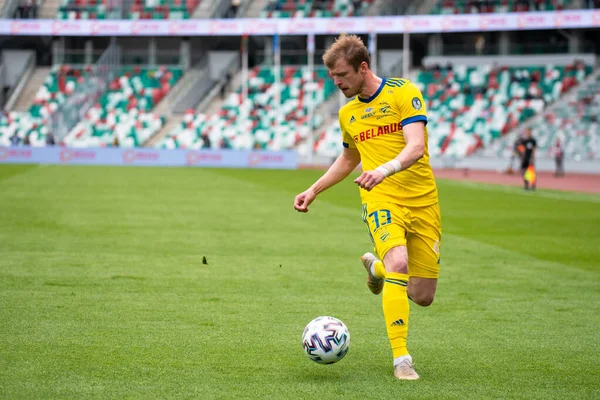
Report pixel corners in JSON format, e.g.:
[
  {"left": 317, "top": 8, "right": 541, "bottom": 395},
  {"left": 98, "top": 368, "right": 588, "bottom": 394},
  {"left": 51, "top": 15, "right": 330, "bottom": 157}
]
[
  {"left": 159, "top": 65, "right": 336, "bottom": 152},
  {"left": 0, "top": 65, "right": 181, "bottom": 148},
  {"left": 64, "top": 66, "right": 182, "bottom": 148},
  {"left": 261, "top": 0, "right": 373, "bottom": 18},
  {"left": 58, "top": 0, "right": 201, "bottom": 19},
  {"left": 0, "top": 65, "right": 96, "bottom": 146},
  {"left": 313, "top": 62, "right": 592, "bottom": 159},
  {"left": 486, "top": 73, "right": 600, "bottom": 160},
  {"left": 431, "top": 0, "right": 565, "bottom": 14}
]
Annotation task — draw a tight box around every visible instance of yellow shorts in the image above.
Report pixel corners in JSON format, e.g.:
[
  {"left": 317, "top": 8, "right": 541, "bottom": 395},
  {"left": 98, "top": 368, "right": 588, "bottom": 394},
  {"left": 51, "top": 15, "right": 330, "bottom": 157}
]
[{"left": 361, "top": 202, "right": 441, "bottom": 279}]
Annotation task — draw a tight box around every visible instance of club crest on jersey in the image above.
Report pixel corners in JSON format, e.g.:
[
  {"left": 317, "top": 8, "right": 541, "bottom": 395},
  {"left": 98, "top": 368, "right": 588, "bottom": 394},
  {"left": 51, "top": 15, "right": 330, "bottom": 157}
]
[
  {"left": 349, "top": 116, "right": 356, "bottom": 124},
  {"left": 412, "top": 97, "right": 422, "bottom": 110},
  {"left": 379, "top": 227, "right": 391, "bottom": 242}
]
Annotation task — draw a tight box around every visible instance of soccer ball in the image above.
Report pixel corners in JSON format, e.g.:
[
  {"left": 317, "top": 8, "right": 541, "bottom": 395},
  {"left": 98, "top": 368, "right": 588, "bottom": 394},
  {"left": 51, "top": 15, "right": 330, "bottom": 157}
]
[{"left": 302, "top": 316, "right": 350, "bottom": 364}]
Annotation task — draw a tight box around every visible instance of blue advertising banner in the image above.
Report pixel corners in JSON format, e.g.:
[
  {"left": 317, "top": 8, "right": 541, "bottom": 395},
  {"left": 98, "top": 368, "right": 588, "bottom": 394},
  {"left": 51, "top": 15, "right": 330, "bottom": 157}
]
[{"left": 0, "top": 147, "right": 298, "bottom": 169}]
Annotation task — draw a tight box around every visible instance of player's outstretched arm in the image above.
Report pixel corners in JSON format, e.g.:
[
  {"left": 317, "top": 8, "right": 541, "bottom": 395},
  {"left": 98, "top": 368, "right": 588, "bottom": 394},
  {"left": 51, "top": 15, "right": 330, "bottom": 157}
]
[
  {"left": 354, "top": 121, "right": 425, "bottom": 191},
  {"left": 294, "top": 147, "right": 361, "bottom": 213}
]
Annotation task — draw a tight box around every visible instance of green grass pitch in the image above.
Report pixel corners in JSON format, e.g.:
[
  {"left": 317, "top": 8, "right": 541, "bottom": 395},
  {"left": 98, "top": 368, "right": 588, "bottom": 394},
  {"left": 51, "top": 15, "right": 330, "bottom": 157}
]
[{"left": 0, "top": 164, "right": 599, "bottom": 399}]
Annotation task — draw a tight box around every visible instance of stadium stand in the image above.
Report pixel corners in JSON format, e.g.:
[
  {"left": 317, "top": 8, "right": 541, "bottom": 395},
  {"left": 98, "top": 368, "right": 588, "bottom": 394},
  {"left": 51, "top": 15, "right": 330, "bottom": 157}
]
[
  {"left": 0, "top": 65, "right": 181, "bottom": 148},
  {"left": 2, "top": 0, "right": 598, "bottom": 167},
  {"left": 431, "top": 0, "right": 566, "bottom": 14},
  {"left": 127, "top": 0, "right": 200, "bottom": 19},
  {"left": 64, "top": 66, "right": 182, "bottom": 148},
  {"left": 260, "top": 0, "right": 373, "bottom": 18},
  {"left": 487, "top": 75, "right": 600, "bottom": 160},
  {"left": 314, "top": 61, "right": 593, "bottom": 158},
  {"left": 0, "top": 65, "right": 96, "bottom": 147},
  {"left": 57, "top": 0, "right": 120, "bottom": 19},
  {"left": 58, "top": 0, "right": 200, "bottom": 19},
  {"left": 158, "top": 65, "right": 336, "bottom": 150}
]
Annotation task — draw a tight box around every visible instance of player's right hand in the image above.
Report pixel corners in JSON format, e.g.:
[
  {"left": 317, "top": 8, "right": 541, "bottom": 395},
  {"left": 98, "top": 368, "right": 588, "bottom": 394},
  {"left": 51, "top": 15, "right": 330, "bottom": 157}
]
[{"left": 294, "top": 189, "right": 316, "bottom": 213}]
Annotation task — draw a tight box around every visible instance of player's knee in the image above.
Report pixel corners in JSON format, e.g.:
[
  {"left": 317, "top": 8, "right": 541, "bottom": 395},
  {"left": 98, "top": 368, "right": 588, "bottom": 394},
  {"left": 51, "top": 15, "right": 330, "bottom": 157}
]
[
  {"left": 410, "top": 292, "right": 435, "bottom": 307},
  {"left": 386, "top": 259, "right": 408, "bottom": 274},
  {"left": 417, "top": 294, "right": 435, "bottom": 307}
]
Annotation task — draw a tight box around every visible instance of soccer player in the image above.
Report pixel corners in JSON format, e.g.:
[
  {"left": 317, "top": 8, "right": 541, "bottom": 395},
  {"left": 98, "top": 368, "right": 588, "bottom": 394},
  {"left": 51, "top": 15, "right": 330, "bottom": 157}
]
[{"left": 294, "top": 35, "right": 441, "bottom": 380}]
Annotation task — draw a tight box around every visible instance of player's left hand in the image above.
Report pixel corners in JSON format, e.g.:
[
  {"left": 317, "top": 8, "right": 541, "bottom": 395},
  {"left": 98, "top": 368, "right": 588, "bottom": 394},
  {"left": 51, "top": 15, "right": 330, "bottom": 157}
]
[{"left": 354, "top": 170, "right": 385, "bottom": 191}]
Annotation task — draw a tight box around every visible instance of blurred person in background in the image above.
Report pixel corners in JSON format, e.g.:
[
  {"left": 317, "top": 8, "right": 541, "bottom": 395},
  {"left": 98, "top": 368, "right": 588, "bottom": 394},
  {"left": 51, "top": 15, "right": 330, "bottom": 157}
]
[
  {"left": 46, "top": 131, "right": 56, "bottom": 146},
  {"left": 228, "top": 0, "right": 240, "bottom": 18},
  {"left": 553, "top": 137, "right": 565, "bottom": 177},
  {"left": 10, "top": 134, "right": 20, "bottom": 146},
  {"left": 506, "top": 133, "right": 523, "bottom": 175},
  {"left": 520, "top": 128, "right": 537, "bottom": 190},
  {"left": 475, "top": 35, "right": 485, "bottom": 55},
  {"left": 15, "top": 0, "right": 37, "bottom": 18},
  {"left": 201, "top": 134, "right": 211, "bottom": 149}
]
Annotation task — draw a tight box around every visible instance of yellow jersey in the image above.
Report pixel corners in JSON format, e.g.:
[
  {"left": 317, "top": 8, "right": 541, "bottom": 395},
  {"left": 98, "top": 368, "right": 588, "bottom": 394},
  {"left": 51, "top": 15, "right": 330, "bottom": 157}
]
[{"left": 339, "top": 78, "right": 438, "bottom": 207}]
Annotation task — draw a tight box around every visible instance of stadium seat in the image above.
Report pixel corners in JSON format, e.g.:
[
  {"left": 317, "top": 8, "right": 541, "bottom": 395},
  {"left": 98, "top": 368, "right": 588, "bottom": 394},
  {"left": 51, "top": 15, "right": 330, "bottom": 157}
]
[
  {"left": 0, "top": 65, "right": 95, "bottom": 147},
  {"left": 486, "top": 74, "right": 600, "bottom": 160},
  {"left": 58, "top": 0, "right": 200, "bottom": 19},
  {"left": 313, "top": 61, "right": 592, "bottom": 158},
  {"left": 0, "top": 112, "right": 49, "bottom": 147},
  {"left": 57, "top": 0, "right": 121, "bottom": 19},
  {"left": 260, "top": 0, "right": 373, "bottom": 18},
  {"left": 0, "top": 65, "right": 181, "bottom": 148},
  {"left": 64, "top": 66, "right": 182, "bottom": 148},
  {"left": 431, "top": 0, "right": 565, "bottom": 14},
  {"left": 158, "top": 65, "right": 336, "bottom": 151}
]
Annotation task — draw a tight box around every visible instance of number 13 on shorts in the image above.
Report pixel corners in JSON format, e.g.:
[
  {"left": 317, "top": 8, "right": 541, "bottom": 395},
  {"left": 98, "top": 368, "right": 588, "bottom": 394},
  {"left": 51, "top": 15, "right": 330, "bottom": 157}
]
[
  {"left": 362, "top": 202, "right": 442, "bottom": 279},
  {"left": 362, "top": 202, "right": 410, "bottom": 260}
]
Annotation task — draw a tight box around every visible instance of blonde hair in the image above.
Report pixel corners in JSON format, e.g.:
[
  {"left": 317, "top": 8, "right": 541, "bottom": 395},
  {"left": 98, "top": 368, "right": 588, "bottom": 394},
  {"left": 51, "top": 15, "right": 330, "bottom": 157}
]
[{"left": 322, "top": 34, "right": 370, "bottom": 71}]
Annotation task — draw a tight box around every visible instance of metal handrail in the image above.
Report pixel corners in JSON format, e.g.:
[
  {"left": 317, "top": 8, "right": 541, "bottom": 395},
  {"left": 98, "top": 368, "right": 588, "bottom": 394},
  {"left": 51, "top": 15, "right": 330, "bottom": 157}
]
[
  {"left": 4, "top": 51, "right": 35, "bottom": 111},
  {"left": 169, "top": 57, "right": 211, "bottom": 114}
]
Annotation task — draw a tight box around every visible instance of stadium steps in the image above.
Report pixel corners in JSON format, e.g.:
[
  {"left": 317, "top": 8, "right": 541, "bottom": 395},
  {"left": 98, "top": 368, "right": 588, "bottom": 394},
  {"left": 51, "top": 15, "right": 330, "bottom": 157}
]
[
  {"left": 10, "top": 67, "right": 51, "bottom": 112},
  {"left": 314, "top": 93, "right": 344, "bottom": 144},
  {"left": 151, "top": 69, "right": 198, "bottom": 117},
  {"left": 191, "top": 0, "right": 212, "bottom": 18},
  {"left": 143, "top": 113, "right": 183, "bottom": 147},
  {"left": 244, "top": 0, "right": 267, "bottom": 18},
  {"left": 319, "top": 93, "right": 345, "bottom": 133},
  {"left": 141, "top": 69, "right": 202, "bottom": 146},
  {"left": 38, "top": 0, "right": 60, "bottom": 18},
  {"left": 195, "top": 68, "right": 242, "bottom": 115}
]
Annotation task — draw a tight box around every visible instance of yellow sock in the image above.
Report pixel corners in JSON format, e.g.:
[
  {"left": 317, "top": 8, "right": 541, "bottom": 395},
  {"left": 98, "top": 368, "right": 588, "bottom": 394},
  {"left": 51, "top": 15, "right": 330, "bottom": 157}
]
[
  {"left": 373, "top": 260, "right": 386, "bottom": 279},
  {"left": 382, "top": 272, "right": 410, "bottom": 358}
]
